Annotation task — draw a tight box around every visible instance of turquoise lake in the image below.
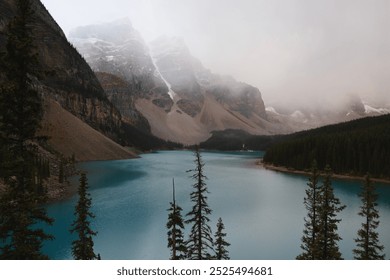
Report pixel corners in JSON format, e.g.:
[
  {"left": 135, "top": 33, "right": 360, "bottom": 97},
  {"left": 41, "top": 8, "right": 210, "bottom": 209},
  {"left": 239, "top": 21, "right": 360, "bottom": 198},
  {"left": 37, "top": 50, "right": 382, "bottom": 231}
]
[{"left": 43, "top": 150, "right": 390, "bottom": 259}]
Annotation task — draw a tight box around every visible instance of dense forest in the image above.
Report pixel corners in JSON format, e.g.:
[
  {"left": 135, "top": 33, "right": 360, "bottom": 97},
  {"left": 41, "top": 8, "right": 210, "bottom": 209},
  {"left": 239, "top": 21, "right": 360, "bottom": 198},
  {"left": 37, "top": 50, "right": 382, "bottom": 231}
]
[
  {"left": 199, "top": 129, "right": 281, "bottom": 151},
  {"left": 263, "top": 114, "right": 390, "bottom": 178}
]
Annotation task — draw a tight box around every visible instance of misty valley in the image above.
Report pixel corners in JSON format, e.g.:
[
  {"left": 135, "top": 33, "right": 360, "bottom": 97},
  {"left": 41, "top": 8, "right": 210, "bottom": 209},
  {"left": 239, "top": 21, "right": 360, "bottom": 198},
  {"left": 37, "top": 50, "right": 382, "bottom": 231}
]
[
  {"left": 42, "top": 151, "right": 390, "bottom": 260},
  {"left": 1, "top": 0, "right": 389, "bottom": 262}
]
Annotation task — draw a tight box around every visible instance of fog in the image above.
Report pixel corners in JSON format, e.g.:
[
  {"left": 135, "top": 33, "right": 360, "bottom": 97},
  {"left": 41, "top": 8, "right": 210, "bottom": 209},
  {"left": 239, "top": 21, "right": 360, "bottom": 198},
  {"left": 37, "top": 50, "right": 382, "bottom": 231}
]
[{"left": 41, "top": 0, "right": 390, "bottom": 108}]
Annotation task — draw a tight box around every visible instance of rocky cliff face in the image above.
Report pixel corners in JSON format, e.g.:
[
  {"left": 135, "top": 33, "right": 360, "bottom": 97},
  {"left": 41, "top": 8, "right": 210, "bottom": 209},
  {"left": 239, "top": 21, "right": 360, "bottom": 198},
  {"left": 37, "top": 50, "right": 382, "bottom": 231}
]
[
  {"left": 0, "top": 0, "right": 123, "bottom": 140},
  {"left": 69, "top": 19, "right": 173, "bottom": 116},
  {"left": 70, "top": 20, "right": 271, "bottom": 144},
  {"left": 94, "top": 72, "right": 150, "bottom": 132},
  {"left": 150, "top": 36, "right": 267, "bottom": 120}
]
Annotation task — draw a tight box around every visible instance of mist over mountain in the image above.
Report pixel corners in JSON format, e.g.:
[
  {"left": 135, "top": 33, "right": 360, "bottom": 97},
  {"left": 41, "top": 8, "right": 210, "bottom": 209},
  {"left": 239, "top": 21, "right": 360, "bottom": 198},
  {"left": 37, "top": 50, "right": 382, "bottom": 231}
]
[
  {"left": 70, "top": 20, "right": 292, "bottom": 144},
  {"left": 68, "top": 18, "right": 389, "bottom": 144}
]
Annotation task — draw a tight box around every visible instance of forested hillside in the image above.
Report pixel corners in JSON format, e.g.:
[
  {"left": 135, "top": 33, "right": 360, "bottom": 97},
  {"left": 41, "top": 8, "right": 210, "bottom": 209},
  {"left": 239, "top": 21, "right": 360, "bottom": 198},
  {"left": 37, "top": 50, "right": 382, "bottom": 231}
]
[
  {"left": 263, "top": 114, "right": 390, "bottom": 178},
  {"left": 199, "top": 129, "right": 281, "bottom": 151}
]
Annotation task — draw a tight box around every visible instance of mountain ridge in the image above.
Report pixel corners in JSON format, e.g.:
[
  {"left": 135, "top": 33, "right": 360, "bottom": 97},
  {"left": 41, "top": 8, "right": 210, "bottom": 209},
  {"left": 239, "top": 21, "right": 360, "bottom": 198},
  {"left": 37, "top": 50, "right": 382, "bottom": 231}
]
[
  {"left": 0, "top": 0, "right": 136, "bottom": 161},
  {"left": 69, "top": 20, "right": 279, "bottom": 144}
]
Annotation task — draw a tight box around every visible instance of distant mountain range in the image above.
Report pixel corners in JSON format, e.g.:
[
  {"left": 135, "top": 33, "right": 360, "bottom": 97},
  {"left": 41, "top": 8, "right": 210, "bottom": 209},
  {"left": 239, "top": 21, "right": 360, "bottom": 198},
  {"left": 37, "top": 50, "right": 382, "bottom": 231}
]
[
  {"left": 1, "top": 0, "right": 389, "bottom": 159},
  {"left": 69, "top": 19, "right": 390, "bottom": 144},
  {"left": 69, "top": 20, "right": 293, "bottom": 144},
  {"left": 266, "top": 94, "right": 390, "bottom": 131}
]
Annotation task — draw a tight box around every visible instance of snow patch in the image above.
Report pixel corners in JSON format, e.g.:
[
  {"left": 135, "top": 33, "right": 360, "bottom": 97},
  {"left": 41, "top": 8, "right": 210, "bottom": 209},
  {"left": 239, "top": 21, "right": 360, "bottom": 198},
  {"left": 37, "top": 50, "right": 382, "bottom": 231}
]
[
  {"left": 150, "top": 54, "right": 176, "bottom": 100},
  {"left": 364, "top": 104, "right": 390, "bottom": 114},
  {"left": 105, "top": 55, "right": 114, "bottom": 61},
  {"left": 290, "top": 110, "right": 308, "bottom": 123},
  {"left": 290, "top": 110, "right": 305, "bottom": 119},
  {"left": 266, "top": 107, "right": 279, "bottom": 115}
]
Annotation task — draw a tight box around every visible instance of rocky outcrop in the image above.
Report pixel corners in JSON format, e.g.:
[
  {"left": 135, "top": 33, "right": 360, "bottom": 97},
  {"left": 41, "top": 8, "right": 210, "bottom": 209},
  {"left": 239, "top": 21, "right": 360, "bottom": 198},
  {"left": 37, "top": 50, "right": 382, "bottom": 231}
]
[
  {"left": 70, "top": 21, "right": 270, "bottom": 144},
  {"left": 0, "top": 0, "right": 135, "bottom": 159},
  {"left": 95, "top": 72, "right": 150, "bottom": 132},
  {"left": 68, "top": 19, "right": 173, "bottom": 115},
  {"left": 150, "top": 37, "right": 204, "bottom": 117},
  {"left": 39, "top": 98, "right": 136, "bottom": 162},
  {"left": 150, "top": 37, "right": 267, "bottom": 120},
  {"left": 0, "top": 0, "right": 124, "bottom": 139}
]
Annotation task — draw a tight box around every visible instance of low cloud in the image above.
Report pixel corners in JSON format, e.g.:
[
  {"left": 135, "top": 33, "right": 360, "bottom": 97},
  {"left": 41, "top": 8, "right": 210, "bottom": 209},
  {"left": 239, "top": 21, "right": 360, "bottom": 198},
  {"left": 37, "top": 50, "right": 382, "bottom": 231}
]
[{"left": 42, "top": 0, "right": 390, "bottom": 108}]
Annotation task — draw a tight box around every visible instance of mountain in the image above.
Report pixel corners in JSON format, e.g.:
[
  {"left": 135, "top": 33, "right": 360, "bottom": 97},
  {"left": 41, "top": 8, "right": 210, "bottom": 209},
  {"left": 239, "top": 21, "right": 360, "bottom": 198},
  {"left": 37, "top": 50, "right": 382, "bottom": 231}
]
[
  {"left": 263, "top": 114, "right": 390, "bottom": 178},
  {"left": 69, "top": 20, "right": 290, "bottom": 145},
  {"left": 69, "top": 19, "right": 172, "bottom": 128},
  {"left": 68, "top": 19, "right": 390, "bottom": 146},
  {"left": 266, "top": 94, "right": 390, "bottom": 131},
  {"left": 0, "top": 0, "right": 136, "bottom": 160}
]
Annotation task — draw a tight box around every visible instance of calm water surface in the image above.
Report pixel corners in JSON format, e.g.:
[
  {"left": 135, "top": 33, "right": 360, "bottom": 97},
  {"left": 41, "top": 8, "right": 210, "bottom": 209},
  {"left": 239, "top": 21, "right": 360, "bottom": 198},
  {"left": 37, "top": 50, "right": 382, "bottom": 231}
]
[{"left": 43, "top": 150, "right": 390, "bottom": 259}]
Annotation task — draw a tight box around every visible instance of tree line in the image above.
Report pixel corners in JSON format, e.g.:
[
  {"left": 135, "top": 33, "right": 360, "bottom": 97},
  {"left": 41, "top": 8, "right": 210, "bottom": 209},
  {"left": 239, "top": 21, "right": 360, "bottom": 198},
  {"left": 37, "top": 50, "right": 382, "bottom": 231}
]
[
  {"left": 166, "top": 148, "right": 230, "bottom": 260},
  {"left": 0, "top": 0, "right": 98, "bottom": 260},
  {"left": 263, "top": 114, "right": 390, "bottom": 178},
  {"left": 297, "top": 161, "right": 385, "bottom": 260},
  {"left": 0, "top": 0, "right": 386, "bottom": 261}
]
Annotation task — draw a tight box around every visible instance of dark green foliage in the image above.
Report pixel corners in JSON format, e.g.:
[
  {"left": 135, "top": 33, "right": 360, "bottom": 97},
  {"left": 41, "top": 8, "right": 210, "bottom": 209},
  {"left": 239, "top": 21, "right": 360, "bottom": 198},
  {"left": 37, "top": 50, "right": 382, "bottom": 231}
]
[
  {"left": 185, "top": 148, "right": 214, "bottom": 260},
  {"left": 33, "top": 155, "right": 50, "bottom": 190},
  {"left": 263, "top": 114, "right": 390, "bottom": 178},
  {"left": 316, "top": 166, "right": 345, "bottom": 260},
  {"left": 297, "top": 161, "right": 321, "bottom": 259},
  {"left": 214, "top": 217, "right": 230, "bottom": 260},
  {"left": 297, "top": 163, "right": 346, "bottom": 260},
  {"left": 0, "top": 2, "right": 43, "bottom": 144},
  {"left": 121, "top": 122, "right": 183, "bottom": 151},
  {"left": 71, "top": 153, "right": 76, "bottom": 164},
  {"left": 70, "top": 172, "right": 98, "bottom": 260},
  {"left": 0, "top": 189, "right": 53, "bottom": 259},
  {"left": 0, "top": 0, "right": 53, "bottom": 259},
  {"left": 59, "top": 159, "right": 64, "bottom": 183},
  {"left": 353, "top": 174, "right": 385, "bottom": 260},
  {"left": 199, "top": 129, "right": 282, "bottom": 151},
  {"left": 167, "top": 179, "right": 187, "bottom": 260}
]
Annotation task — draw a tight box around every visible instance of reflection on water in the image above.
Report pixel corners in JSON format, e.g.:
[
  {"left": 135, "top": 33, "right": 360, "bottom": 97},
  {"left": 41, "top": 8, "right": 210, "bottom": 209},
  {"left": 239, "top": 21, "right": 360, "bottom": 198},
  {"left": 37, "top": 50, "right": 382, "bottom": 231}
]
[{"left": 43, "top": 151, "right": 390, "bottom": 259}]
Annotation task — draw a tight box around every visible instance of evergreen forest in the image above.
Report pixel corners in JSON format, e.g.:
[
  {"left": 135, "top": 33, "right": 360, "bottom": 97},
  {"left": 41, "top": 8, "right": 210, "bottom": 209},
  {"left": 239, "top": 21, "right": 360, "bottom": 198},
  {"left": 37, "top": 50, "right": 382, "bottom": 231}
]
[{"left": 263, "top": 114, "right": 390, "bottom": 178}]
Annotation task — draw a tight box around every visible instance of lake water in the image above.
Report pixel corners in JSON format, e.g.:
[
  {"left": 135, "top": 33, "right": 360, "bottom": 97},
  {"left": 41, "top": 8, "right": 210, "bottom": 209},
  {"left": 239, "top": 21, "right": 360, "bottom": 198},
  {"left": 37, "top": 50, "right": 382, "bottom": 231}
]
[{"left": 43, "top": 150, "right": 390, "bottom": 259}]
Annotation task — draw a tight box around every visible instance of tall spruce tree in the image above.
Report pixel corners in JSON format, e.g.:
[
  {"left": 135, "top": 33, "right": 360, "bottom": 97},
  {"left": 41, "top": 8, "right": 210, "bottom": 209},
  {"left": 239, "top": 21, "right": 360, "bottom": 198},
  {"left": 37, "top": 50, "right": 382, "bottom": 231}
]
[
  {"left": 70, "top": 172, "right": 98, "bottom": 260},
  {"left": 167, "top": 178, "right": 187, "bottom": 260},
  {"left": 214, "top": 217, "right": 230, "bottom": 260},
  {"left": 353, "top": 174, "right": 385, "bottom": 260},
  {"left": 317, "top": 166, "right": 345, "bottom": 260},
  {"left": 297, "top": 160, "right": 321, "bottom": 260},
  {"left": 185, "top": 148, "right": 214, "bottom": 260},
  {"left": 0, "top": 0, "right": 53, "bottom": 259}
]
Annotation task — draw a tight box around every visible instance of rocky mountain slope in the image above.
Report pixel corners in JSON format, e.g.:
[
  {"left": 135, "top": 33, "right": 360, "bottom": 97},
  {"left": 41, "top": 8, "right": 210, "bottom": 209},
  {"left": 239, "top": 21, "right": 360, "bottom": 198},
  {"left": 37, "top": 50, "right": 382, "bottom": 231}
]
[
  {"left": 0, "top": 0, "right": 136, "bottom": 160},
  {"left": 69, "top": 20, "right": 288, "bottom": 145},
  {"left": 266, "top": 94, "right": 390, "bottom": 132},
  {"left": 39, "top": 99, "right": 135, "bottom": 162}
]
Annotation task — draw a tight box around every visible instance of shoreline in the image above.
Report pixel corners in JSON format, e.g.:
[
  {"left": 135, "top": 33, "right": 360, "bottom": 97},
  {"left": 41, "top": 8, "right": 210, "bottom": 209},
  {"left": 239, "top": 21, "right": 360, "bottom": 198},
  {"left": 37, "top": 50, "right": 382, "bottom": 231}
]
[
  {"left": 46, "top": 177, "right": 78, "bottom": 204},
  {"left": 47, "top": 151, "right": 139, "bottom": 203},
  {"left": 257, "top": 160, "right": 390, "bottom": 185}
]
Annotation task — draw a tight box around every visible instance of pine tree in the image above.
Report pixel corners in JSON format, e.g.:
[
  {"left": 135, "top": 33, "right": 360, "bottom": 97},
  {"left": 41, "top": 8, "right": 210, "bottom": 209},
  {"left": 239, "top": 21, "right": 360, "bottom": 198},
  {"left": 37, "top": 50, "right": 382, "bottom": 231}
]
[
  {"left": 353, "top": 174, "right": 385, "bottom": 260},
  {"left": 316, "top": 166, "right": 345, "bottom": 260},
  {"left": 0, "top": 0, "right": 53, "bottom": 259},
  {"left": 59, "top": 159, "right": 64, "bottom": 183},
  {"left": 167, "top": 178, "right": 187, "bottom": 260},
  {"left": 297, "top": 160, "right": 321, "bottom": 259},
  {"left": 185, "top": 147, "right": 214, "bottom": 260},
  {"left": 70, "top": 172, "right": 98, "bottom": 260},
  {"left": 214, "top": 218, "right": 230, "bottom": 260}
]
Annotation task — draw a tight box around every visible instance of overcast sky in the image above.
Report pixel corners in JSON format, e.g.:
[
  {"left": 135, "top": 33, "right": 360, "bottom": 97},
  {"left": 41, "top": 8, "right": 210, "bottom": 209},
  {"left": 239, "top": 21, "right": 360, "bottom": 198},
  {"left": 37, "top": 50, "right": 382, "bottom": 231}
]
[{"left": 41, "top": 0, "right": 390, "bottom": 107}]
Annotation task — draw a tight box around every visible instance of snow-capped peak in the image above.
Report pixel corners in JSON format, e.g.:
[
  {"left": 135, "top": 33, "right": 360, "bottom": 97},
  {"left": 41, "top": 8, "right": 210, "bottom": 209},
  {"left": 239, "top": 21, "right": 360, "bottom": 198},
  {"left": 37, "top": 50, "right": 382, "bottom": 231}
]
[{"left": 364, "top": 104, "right": 390, "bottom": 114}]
